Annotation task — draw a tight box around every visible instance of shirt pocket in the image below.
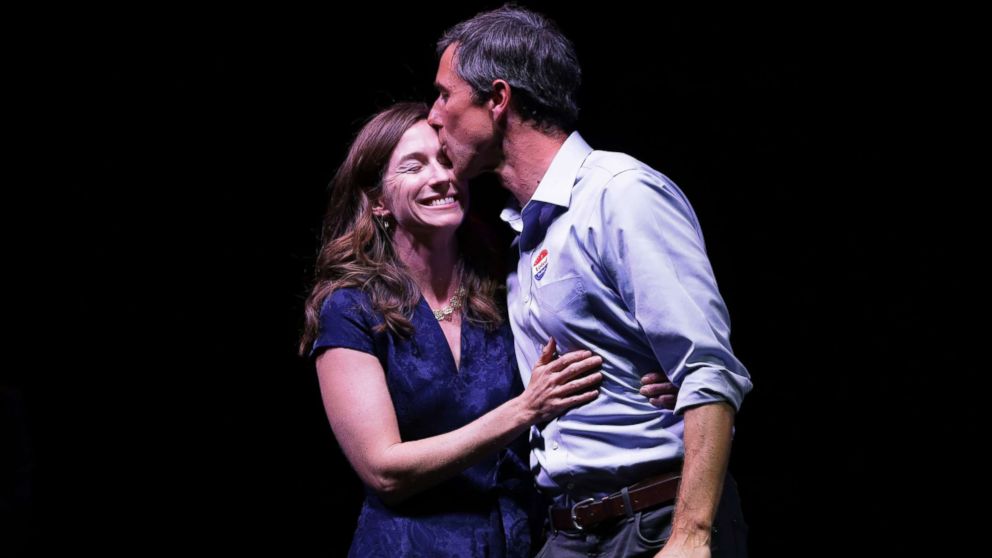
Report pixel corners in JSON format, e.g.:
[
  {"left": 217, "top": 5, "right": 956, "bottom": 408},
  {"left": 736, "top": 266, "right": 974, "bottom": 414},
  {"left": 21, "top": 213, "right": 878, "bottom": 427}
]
[{"left": 534, "top": 275, "right": 585, "bottom": 313}]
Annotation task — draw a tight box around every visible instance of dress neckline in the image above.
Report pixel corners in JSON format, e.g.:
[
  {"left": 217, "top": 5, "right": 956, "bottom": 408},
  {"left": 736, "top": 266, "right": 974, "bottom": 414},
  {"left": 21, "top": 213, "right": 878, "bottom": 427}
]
[{"left": 418, "top": 295, "right": 465, "bottom": 374}]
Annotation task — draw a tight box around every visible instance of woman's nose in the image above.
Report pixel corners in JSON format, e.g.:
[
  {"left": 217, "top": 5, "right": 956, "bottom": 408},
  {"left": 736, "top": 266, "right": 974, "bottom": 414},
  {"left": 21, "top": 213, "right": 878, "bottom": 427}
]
[{"left": 428, "top": 160, "right": 455, "bottom": 184}]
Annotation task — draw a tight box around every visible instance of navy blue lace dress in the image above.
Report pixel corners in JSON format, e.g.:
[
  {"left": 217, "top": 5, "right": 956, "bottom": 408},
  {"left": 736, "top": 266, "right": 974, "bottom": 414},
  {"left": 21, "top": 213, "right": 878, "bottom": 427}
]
[{"left": 310, "top": 288, "right": 535, "bottom": 558}]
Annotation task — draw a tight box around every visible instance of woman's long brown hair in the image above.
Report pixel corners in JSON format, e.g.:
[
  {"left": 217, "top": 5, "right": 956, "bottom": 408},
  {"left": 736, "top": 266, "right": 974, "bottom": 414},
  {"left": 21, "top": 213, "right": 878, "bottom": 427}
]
[{"left": 298, "top": 102, "right": 504, "bottom": 357}]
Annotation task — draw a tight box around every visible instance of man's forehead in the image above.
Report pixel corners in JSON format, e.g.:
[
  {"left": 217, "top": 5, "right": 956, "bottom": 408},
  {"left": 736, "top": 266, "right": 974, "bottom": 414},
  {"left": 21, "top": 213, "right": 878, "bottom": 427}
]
[{"left": 435, "top": 44, "right": 460, "bottom": 88}]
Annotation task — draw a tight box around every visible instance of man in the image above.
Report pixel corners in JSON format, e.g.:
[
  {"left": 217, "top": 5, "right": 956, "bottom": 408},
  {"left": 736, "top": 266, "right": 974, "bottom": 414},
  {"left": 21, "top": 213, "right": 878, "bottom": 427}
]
[{"left": 429, "top": 6, "right": 753, "bottom": 557}]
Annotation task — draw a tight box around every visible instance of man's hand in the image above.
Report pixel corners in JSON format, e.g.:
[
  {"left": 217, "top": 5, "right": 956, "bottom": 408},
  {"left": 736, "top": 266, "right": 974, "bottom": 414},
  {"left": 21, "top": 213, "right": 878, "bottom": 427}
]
[
  {"left": 654, "top": 531, "right": 711, "bottom": 558},
  {"left": 640, "top": 371, "right": 678, "bottom": 408}
]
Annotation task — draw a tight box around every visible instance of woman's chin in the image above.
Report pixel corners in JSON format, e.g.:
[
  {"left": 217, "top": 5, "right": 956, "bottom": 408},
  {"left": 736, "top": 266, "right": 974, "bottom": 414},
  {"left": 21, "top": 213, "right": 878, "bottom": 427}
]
[{"left": 399, "top": 213, "right": 466, "bottom": 237}]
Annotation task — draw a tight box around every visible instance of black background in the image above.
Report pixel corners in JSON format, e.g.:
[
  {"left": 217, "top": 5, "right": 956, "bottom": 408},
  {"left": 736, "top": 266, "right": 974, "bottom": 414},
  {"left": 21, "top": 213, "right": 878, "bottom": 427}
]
[{"left": 4, "top": 3, "right": 979, "bottom": 556}]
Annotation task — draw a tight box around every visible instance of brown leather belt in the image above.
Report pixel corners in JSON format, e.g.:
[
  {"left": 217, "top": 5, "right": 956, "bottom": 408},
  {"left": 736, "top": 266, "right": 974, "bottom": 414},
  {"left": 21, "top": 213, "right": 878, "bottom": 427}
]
[{"left": 549, "top": 472, "right": 681, "bottom": 532}]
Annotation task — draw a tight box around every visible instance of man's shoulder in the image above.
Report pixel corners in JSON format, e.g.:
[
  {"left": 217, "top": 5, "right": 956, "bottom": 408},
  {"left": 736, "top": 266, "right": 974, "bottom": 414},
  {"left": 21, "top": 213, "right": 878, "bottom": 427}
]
[
  {"left": 582, "top": 149, "right": 647, "bottom": 178},
  {"left": 577, "top": 150, "right": 675, "bottom": 199}
]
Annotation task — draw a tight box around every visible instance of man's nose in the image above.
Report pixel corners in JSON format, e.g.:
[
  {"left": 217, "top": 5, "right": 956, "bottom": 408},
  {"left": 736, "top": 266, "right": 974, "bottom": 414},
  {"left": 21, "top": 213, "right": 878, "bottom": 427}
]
[{"left": 427, "top": 100, "right": 442, "bottom": 128}]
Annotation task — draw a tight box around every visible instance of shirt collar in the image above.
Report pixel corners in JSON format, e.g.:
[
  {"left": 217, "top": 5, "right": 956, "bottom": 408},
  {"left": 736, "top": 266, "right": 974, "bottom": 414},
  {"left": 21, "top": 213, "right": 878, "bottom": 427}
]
[{"left": 499, "top": 131, "right": 592, "bottom": 233}]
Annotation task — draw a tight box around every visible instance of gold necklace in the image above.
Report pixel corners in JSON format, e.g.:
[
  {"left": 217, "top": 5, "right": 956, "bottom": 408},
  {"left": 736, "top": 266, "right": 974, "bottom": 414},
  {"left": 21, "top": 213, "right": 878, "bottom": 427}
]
[{"left": 432, "top": 286, "right": 467, "bottom": 321}]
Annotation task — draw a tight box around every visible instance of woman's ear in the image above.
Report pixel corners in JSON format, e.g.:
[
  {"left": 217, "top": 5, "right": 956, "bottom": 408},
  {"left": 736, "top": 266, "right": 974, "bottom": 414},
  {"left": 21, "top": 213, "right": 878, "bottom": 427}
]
[
  {"left": 370, "top": 197, "right": 393, "bottom": 231},
  {"left": 371, "top": 197, "right": 390, "bottom": 218}
]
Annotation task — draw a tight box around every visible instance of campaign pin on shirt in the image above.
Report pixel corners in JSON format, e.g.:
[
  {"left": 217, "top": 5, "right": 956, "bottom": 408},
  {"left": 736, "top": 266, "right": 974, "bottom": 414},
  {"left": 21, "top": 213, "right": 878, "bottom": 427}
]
[{"left": 533, "top": 249, "right": 549, "bottom": 280}]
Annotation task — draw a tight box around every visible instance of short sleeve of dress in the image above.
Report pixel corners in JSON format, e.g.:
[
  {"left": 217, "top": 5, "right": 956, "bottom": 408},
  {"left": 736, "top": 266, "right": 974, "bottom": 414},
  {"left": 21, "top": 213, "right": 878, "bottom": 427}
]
[{"left": 308, "top": 288, "right": 379, "bottom": 360}]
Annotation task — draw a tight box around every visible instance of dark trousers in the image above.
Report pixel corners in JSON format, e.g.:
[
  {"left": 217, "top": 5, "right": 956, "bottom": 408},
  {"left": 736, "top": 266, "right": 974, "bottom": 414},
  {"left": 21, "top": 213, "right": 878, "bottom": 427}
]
[{"left": 536, "top": 476, "right": 747, "bottom": 558}]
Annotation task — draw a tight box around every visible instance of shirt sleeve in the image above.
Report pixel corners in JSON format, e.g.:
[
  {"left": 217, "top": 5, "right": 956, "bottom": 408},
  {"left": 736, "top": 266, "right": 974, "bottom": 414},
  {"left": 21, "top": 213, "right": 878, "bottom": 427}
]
[
  {"left": 597, "top": 169, "right": 753, "bottom": 414},
  {"left": 308, "top": 288, "right": 379, "bottom": 360}
]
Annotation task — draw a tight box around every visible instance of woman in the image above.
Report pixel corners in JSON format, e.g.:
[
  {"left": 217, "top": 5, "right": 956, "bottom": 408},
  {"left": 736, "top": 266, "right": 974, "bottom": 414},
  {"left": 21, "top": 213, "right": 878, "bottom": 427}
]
[{"left": 299, "top": 102, "right": 674, "bottom": 557}]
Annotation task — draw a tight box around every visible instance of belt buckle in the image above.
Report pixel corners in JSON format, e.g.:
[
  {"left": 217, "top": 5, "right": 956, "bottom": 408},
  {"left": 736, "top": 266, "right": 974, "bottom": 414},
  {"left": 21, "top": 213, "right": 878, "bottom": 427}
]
[{"left": 570, "top": 497, "right": 595, "bottom": 530}]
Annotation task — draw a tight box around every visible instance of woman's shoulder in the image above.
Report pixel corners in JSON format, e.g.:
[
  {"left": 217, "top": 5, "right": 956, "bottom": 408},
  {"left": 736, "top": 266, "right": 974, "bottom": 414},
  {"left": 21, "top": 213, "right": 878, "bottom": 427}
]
[
  {"left": 325, "top": 286, "right": 371, "bottom": 305},
  {"left": 310, "top": 287, "right": 385, "bottom": 359},
  {"left": 320, "top": 287, "right": 376, "bottom": 321}
]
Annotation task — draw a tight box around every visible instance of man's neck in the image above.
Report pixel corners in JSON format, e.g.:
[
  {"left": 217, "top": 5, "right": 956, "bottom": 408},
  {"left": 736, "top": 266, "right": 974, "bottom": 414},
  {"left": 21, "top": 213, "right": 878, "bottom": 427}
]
[{"left": 495, "top": 121, "right": 568, "bottom": 206}]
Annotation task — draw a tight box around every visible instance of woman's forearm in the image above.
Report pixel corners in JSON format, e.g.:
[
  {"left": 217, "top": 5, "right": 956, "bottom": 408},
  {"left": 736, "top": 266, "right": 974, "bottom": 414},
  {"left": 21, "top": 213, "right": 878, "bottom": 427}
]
[{"left": 364, "top": 394, "right": 536, "bottom": 504}]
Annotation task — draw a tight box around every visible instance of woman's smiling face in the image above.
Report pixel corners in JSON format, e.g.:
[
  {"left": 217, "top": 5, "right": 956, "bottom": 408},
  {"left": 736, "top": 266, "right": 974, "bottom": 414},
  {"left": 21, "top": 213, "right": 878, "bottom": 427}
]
[{"left": 377, "top": 120, "right": 468, "bottom": 235}]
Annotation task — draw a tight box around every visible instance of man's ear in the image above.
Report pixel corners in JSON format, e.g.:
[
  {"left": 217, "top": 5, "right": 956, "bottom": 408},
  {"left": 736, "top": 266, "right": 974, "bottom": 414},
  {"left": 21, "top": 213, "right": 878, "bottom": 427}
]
[{"left": 490, "top": 79, "right": 511, "bottom": 122}]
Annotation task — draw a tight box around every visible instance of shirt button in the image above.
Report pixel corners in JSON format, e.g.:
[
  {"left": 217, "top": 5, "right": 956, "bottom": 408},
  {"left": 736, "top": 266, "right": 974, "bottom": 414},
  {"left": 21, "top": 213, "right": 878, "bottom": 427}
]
[
  {"left": 552, "top": 441, "right": 559, "bottom": 450},
  {"left": 523, "top": 296, "right": 530, "bottom": 303},
  {"left": 566, "top": 482, "right": 575, "bottom": 490}
]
